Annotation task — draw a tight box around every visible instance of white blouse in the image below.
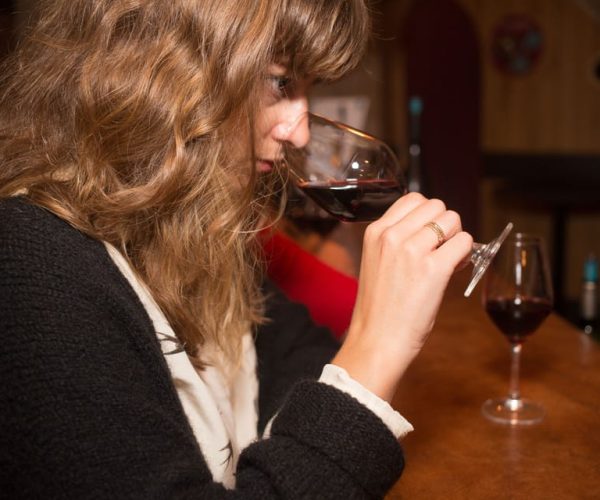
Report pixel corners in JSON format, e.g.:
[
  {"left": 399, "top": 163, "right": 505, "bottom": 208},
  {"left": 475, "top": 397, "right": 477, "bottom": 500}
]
[{"left": 105, "top": 243, "right": 413, "bottom": 489}]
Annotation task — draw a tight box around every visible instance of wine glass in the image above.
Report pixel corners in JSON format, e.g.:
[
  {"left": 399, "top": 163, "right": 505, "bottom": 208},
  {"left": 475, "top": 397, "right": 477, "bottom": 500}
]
[
  {"left": 481, "top": 233, "right": 553, "bottom": 425},
  {"left": 282, "top": 112, "right": 513, "bottom": 297}
]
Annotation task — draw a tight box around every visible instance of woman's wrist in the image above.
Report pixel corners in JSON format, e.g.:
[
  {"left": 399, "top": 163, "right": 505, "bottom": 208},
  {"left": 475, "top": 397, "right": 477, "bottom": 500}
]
[{"left": 331, "top": 335, "right": 418, "bottom": 403}]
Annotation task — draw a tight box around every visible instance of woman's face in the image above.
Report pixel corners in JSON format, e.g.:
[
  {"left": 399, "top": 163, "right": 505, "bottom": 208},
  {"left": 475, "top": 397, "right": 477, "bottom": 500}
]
[{"left": 254, "top": 64, "right": 311, "bottom": 173}]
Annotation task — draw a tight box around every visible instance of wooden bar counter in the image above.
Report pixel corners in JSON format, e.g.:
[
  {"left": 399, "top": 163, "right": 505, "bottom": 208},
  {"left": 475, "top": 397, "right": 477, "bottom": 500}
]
[{"left": 387, "top": 271, "right": 600, "bottom": 499}]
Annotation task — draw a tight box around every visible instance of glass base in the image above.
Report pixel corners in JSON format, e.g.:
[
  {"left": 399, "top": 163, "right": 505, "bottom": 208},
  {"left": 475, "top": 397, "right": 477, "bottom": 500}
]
[
  {"left": 482, "top": 397, "right": 545, "bottom": 425},
  {"left": 464, "top": 222, "right": 514, "bottom": 297}
]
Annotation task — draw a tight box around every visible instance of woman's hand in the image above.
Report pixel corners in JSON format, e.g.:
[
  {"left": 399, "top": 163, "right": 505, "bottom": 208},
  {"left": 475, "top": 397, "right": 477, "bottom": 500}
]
[{"left": 331, "top": 193, "right": 473, "bottom": 402}]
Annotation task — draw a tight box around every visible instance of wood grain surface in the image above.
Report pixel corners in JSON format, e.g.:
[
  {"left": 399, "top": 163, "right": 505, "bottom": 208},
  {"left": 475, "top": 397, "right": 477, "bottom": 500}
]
[{"left": 387, "top": 270, "right": 600, "bottom": 499}]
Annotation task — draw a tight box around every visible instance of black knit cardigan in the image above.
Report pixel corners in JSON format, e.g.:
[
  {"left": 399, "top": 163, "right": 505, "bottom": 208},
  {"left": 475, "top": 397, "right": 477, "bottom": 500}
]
[{"left": 0, "top": 197, "right": 404, "bottom": 499}]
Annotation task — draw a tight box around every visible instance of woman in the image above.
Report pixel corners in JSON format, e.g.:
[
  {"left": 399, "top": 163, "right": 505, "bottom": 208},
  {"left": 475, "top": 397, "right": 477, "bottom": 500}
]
[{"left": 0, "top": 0, "right": 472, "bottom": 497}]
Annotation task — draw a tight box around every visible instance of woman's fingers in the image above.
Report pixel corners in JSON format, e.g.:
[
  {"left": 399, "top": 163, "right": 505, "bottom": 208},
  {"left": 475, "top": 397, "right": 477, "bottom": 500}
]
[
  {"left": 434, "top": 230, "right": 474, "bottom": 273},
  {"left": 365, "top": 197, "right": 464, "bottom": 266},
  {"left": 413, "top": 209, "right": 462, "bottom": 252},
  {"left": 366, "top": 195, "right": 446, "bottom": 252},
  {"left": 370, "top": 192, "right": 430, "bottom": 232}
]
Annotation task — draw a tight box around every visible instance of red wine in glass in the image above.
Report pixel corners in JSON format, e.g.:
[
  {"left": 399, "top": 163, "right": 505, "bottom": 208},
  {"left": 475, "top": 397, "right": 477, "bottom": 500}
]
[
  {"left": 485, "top": 296, "right": 552, "bottom": 344},
  {"left": 297, "top": 179, "right": 406, "bottom": 222}
]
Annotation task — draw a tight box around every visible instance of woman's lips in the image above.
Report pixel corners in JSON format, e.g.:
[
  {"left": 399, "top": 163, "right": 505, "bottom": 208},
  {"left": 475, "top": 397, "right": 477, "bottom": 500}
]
[{"left": 256, "top": 159, "right": 275, "bottom": 172}]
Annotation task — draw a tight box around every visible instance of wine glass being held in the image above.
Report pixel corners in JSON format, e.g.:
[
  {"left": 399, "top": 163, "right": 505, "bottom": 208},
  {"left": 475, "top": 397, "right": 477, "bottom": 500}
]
[
  {"left": 332, "top": 192, "right": 474, "bottom": 402},
  {"left": 284, "top": 113, "right": 512, "bottom": 298}
]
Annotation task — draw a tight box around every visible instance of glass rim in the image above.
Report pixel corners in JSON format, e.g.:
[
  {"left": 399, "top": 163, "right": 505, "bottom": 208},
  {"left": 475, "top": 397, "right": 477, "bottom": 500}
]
[
  {"left": 307, "top": 112, "right": 381, "bottom": 143},
  {"left": 509, "top": 232, "right": 544, "bottom": 244},
  {"left": 504, "top": 232, "right": 546, "bottom": 253}
]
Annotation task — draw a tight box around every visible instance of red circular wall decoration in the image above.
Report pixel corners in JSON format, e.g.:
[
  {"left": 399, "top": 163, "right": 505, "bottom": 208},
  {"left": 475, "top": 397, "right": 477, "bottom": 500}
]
[{"left": 491, "top": 14, "right": 543, "bottom": 76}]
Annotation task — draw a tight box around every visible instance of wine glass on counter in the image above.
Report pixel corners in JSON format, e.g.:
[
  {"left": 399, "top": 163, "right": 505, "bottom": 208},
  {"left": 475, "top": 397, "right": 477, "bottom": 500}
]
[
  {"left": 283, "top": 112, "right": 513, "bottom": 297},
  {"left": 481, "top": 233, "right": 553, "bottom": 425}
]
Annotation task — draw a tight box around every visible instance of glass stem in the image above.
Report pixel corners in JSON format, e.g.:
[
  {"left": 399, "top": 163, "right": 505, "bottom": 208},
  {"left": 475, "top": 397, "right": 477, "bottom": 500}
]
[
  {"left": 471, "top": 242, "right": 484, "bottom": 252},
  {"left": 470, "top": 242, "right": 484, "bottom": 265},
  {"left": 508, "top": 342, "right": 522, "bottom": 401}
]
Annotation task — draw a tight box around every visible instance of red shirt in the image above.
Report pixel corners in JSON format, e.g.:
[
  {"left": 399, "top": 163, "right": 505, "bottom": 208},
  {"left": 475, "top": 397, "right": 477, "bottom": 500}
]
[{"left": 263, "top": 231, "right": 358, "bottom": 338}]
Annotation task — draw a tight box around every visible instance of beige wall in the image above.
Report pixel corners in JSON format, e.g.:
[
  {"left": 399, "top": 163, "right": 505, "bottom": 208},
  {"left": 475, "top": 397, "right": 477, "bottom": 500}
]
[
  {"left": 310, "top": 50, "right": 386, "bottom": 139},
  {"left": 459, "top": 0, "right": 600, "bottom": 154}
]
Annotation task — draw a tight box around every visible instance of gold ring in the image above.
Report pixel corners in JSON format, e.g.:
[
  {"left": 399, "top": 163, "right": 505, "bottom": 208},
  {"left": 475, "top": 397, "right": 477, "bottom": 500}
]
[{"left": 424, "top": 221, "right": 446, "bottom": 247}]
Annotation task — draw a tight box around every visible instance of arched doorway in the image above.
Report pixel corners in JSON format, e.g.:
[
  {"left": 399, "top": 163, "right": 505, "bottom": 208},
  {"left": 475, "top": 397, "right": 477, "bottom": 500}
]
[{"left": 403, "top": 0, "right": 481, "bottom": 235}]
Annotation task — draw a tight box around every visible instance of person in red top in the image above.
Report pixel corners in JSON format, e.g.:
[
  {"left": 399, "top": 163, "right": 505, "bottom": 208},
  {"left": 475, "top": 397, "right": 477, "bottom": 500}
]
[{"left": 263, "top": 229, "right": 358, "bottom": 338}]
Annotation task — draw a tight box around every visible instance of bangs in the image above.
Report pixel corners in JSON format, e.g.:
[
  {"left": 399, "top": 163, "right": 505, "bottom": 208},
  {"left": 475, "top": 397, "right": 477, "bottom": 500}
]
[{"left": 273, "top": 0, "right": 371, "bottom": 81}]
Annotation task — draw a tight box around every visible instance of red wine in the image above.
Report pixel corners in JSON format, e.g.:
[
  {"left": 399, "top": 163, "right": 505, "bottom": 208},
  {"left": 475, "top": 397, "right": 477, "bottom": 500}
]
[
  {"left": 485, "top": 297, "right": 552, "bottom": 343},
  {"left": 297, "top": 180, "right": 406, "bottom": 222}
]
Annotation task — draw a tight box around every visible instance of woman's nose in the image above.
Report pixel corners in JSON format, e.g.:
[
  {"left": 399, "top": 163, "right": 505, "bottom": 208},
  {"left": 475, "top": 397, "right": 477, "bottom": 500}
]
[{"left": 272, "top": 99, "right": 310, "bottom": 148}]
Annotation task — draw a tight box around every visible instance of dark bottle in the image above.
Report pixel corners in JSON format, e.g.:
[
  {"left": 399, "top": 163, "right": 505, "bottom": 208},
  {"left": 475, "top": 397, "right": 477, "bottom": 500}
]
[
  {"left": 580, "top": 253, "right": 598, "bottom": 336},
  {"left": 407, "top": 96, "right": 426, "bottom": 194}
]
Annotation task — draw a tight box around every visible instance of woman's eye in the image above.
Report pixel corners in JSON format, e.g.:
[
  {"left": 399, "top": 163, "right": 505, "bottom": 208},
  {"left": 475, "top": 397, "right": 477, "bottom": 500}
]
[{"left": 269, "top": 75, "right": 292, "bottom": 96}]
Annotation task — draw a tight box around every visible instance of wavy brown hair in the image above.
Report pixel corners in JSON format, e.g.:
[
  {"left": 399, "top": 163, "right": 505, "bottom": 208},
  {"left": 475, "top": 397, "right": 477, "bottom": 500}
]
[{"left": 0, "top": 0, "right": 370, "bottom": 364}]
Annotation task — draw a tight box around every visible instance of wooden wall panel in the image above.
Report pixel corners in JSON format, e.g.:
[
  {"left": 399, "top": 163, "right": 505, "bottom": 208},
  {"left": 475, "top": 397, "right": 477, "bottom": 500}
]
[
  {"left": 378, "top": 0, "right": 600, "bottom": 154},
  {"left": 458, "top": 0, "right": 600, "bottom": 154}
]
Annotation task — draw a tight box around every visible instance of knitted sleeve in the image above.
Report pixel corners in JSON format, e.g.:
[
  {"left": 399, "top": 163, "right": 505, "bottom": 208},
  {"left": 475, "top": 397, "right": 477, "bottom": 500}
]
[
  {"left": 254, "top": 280, "right": 341, "bottom": 431},
  {"left": 0, "top": 199, "right": 404, "bottom": 499}
]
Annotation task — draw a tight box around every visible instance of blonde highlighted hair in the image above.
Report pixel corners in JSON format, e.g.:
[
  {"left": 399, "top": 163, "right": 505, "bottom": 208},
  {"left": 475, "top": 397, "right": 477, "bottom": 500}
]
[{"left": 0, "top": 0, "right": 370, "bottom": 364}]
